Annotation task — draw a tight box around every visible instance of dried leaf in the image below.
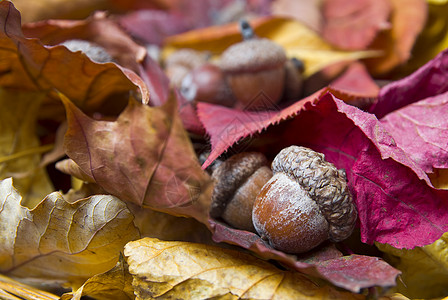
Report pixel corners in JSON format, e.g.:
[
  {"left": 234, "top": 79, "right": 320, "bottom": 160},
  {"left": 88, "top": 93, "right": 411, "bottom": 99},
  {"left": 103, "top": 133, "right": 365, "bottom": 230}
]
[
  {"left": 0, "top": 88, "right": 53, "bottom": 208},
  {"left": 124, "top": 237, "right": 364, "bottom": 299},
  {"left": 0, "top": 177, "right": 140, "bottom": 286},
  {"left": 0, "top": 2, "right": 147, "bottom": 114},
  {"left": 210, "top": 220, "right": 400, "bottom": 293},
  {"left": 364, "top": 0, "right": 428, "bottom": 74},
  {"left": 61, "top": 256, "right": 134, "bottom": 300},
  {"left": 164, "top": 17, "right": 380, "bottom": 78},
  {"left": 377, "top": 232, "right": 448, "bottom": 298},
  {"left": 321, "top": 0, "right": 391, "bottom": 50},
  {"left": 62, "top": 94, "right": 212, "bottom": 224},
  {"left": 0, "top": 274, "right": 59, "bottom": 300}
]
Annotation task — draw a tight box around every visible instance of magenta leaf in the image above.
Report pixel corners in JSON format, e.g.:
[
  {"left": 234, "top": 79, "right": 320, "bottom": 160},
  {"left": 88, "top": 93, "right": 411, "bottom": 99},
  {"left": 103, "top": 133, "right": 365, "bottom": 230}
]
[
  {"left": 380, "top": 91, "right": 448, "bottom": 173},
  {"left": 210, "top": 220, "right": 400, "bottom": 292},
  {"left": 370, "top": 48, "right": 448, "bottom": 118}
]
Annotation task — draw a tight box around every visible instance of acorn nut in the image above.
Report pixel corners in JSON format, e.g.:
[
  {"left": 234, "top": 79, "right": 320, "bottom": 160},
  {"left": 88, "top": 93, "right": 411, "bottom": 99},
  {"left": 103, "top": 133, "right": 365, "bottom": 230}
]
[
  {"left": 219, "top": 21, "right": 287, "bottom": 109},
  {"left": 252, "top": 146, "right": 357, "bottom": 254},
  {"left": 210, "top": 152, "right": 273, "bottom": 232}
]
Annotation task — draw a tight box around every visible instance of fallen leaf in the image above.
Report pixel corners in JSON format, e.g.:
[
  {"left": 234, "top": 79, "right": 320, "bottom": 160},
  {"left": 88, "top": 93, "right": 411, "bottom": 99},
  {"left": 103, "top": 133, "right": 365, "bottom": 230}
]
[
  {"left": 0, "top": 177, "right": 140, "bottom": 287},
  {"left": 0, "top": 88, "right": 54, "bottom": 208},
  {"left": 0, "top": 274, "right": 59, "bottom": 300},
  {"left": 0, "top": 2, "right": 147, "bottom": 115},
  {"left": 60, "top": 255, "right": 134, "bottom": 300},
  {"left": 210, "top": 220, "right": 400, "bottom": 293},
  {"left": 377, "top": 232, "right": 448, "bottom": 298},
  {"left": 199, "top": 92, "right": 448, "bottom": 249},
  {"left": 62, "top": 94, "right": 212, "bottom": 224},
  {"left": 270, "top": 0, "right": 323, "bottom": 31},
  {"left": 22, "top": 11, "right": 147, "bottom": 73},
  {"left": 380, "top": 90, "right": 448, "bottom": 174},
  {"left": 363, "top": 0, "right": 427, "bottom": 75},
  {"left": 164, "top": 17, "right": 380, "bottom": 78},
  {"left": 124, "top": 237, "right": 364, "bottom": 299},
  {"left": 321, "top": 0, "right": 391, "bottom": 50},
  {"left": 370, "top": 48, "right": 448, "bottom": 118}
]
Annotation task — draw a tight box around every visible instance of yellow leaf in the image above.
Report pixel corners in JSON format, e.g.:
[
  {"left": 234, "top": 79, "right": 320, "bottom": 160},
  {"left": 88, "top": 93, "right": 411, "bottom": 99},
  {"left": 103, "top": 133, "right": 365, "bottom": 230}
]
[
  {"left": 428, "top": 169, "right": 448, "bottom": 189},
  {"left": 124, "top": 238, "right": 363, "bottom": 300},
  {"left": 0, "top": 274, "right": 59, "bottom": 300},
  {"left": 377, "top": 233, "right": 448, "bottom": 299},
  {"left": 61, "top": 255, "right": 134, "bottom": 300},
  {"left": 0, "top": 88, "right": 54, "bottom": 208},
  {"left": 0, "top": 178, "right": 140, "bottom": 288},
  {"left": 164, "top": 17, "right": 379, "bottom": 78}
]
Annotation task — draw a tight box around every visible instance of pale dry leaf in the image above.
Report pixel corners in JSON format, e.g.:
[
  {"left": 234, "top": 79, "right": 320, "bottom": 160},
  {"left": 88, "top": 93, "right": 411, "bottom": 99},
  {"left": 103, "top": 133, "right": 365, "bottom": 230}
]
[
  {"left": 124, "top": 238, "right": 363, "bottom": 300},
  {"left": 61, "top": 255, "right": 134, "bottom": 300},
  {"left": 0, "top": 178, "right": 140, "bottom": 288},
  {"left": 0, "top": 88, "right": 53, "bottom": 208}
]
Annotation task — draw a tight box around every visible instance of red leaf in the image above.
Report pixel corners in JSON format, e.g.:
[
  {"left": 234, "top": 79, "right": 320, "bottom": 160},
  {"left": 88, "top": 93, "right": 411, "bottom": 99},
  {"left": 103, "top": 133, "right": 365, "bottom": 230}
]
[
  {"left": 62, "top": 95, "right": 212, "bottom": 224},
  {"left": 321, "top": 0, "right": 391, "bottom": 50},
  {"left": 370, "top": 48, "right": 448, "bottom": 118},
  {"left": 210, "top": 220, "right": 400, "bottom": 292}
]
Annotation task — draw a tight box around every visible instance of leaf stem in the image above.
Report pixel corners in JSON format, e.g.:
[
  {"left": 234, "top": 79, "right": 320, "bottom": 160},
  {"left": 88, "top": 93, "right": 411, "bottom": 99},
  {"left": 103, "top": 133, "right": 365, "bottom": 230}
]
[{"left": 0, "top": 144, "right": 54, "bottom": 164}]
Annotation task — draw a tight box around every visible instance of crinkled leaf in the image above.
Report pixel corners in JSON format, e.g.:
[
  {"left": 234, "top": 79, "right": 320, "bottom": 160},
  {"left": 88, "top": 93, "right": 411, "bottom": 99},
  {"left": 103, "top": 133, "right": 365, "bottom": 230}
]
[
  {"left": 364, "top": 0, "right": 427, "bottom": 75},
  {"left": 321, "top": 0, "right": 391, "bottom": 50},
  {"left": 200, "top": 91, "right": 448, "bottom": 248},
  {"left": 0, "top": 2, "right": 147, "bottom": 114},
  {"left": 210, "top": 220, "right": 400, "bottom": 292},
  {"left": 370, "top": 48, "right": 448, "bottom": 118},
  {"left": 0, "top": 178, "right": 140, "bottom": 287},
  {"left": 164, "top": 17, "right": 380, "bottom": 78},
  {"left": 22, "top": 11, "right": 147, "bottom": 72},
  {"left": 124, "top": 237, "right": 364, "bottom": 299},
  {"left": 61, "top": 256, "right": 134, "bottom": 300},
  {"left": 377, "top": 232, "right": 448, "bottom": 298},
  {"left": 0, "top": 88, "right": 53, "bottom": 208},
  {"left": 380, "top": 91, "right": 448, "bottom": 173},
  {"left": 62, "top": 95, "right": 212, "bottom": 224},
  {"left": 0, "top": 274, "right": 59, "bottom": 300}
]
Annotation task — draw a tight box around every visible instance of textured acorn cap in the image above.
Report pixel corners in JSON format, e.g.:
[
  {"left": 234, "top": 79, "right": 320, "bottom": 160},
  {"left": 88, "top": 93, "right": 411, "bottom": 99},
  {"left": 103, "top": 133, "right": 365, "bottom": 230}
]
[
  {"left": 220, "top": 38, "right": 287, "bottom": 73},
  {"left": 210, "top": 152, "right": 269, "bottom": 218},
  {"left": 271, "top": 145, "right": 357, "bottom": 242}
]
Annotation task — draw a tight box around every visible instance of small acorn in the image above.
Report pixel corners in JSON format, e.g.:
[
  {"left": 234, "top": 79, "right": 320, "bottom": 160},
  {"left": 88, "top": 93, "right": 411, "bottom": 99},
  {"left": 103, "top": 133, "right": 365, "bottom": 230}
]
[
  {"left": 180, "top": 63, "right": 236, "bottom": 107},
  {"left": 219, "top": 21, "right": 287, "bottom": 109},
  {"left": 283, "top": 58, "right": 305, "bottom": 101},
  {"left": 210, "top": 152, "right": 273, "bottom": 232},
  {"left": 252, "top": 146, "right": 357, "bottom": 254},
  {"left": 164, "top": 48, "right": 210, "bottom": 88}
]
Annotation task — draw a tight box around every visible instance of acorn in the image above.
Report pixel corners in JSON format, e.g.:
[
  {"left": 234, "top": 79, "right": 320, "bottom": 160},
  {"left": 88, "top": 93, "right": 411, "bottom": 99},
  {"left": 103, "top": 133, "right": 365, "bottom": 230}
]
[
  {"left": 252, "top": 146, "right": 357, "bottom": 254},
  {"left": 210, "top": 152, "right": 273, "bottom": 232},
  {"left": 219, "top": 21, "right": 287, "bottom": 109},
  {"left": 164, "top": 48, "right": 210, "bottom": 88},
  {"left": 283, "top": 57, "right": 305, "bottom": 101}
]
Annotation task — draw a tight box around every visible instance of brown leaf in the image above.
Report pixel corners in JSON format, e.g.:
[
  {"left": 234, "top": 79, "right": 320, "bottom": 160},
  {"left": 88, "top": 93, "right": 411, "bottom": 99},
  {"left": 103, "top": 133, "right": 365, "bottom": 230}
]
[
  {"left": 62, "top": 94, "right": 212, "bottom": 224},
  {"left": 0, "top": 1, "right": 147, "bottom": 115},
  {"left": 124, "top": 238, "right": 364, "bottom": 300},
  {"left": 61, "top": 255, "right": 134, "bottom": 300},
  {"left": 0, "top": 178, "right": 140, "bottom": 287},
  {"left": 0, "top": 88, "right": 54, "bottom": 208}
]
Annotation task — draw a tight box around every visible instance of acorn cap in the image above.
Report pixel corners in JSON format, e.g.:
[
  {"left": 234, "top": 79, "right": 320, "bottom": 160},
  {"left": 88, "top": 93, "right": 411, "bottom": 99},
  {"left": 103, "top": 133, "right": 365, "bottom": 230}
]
[
  {"left": 271, "top": 146, "right": 357, "bottom": 242},
  {"left": 220, "top": 38, "right": 287, "bottom": 73},
  {"left": 210, "top": 152, "right": 269, "bottom": 218}
]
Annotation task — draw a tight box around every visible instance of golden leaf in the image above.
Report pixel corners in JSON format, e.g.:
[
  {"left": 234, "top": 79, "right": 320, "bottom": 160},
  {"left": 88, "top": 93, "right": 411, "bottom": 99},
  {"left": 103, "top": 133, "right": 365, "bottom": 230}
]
[
  {"left": 377, "top": 233, "right": 448, "bottom": 299},
  {"left": 0, "top": 88, "right": 53, "bottom": 208},
  {"left": 61, "top": 255, "right": 134, "bottom": 300},
  {"left": 0, "top": 178, "right": 140, "bottom": 288},
  {"left": 124, "top": 238, "right": 363, "bottom": 300}
]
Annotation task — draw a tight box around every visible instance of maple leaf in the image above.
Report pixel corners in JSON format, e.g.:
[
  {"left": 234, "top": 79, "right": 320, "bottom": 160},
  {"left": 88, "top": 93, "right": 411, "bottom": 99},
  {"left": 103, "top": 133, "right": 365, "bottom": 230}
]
[
  {"left": 0, "top": 178, "right": 140, "bottom": 287},
  {"left": 124, "top": 237, "right": 365, "bottom": 299},
  {"left": 61, "top": 94, "right": 212, "bottom": 224}
]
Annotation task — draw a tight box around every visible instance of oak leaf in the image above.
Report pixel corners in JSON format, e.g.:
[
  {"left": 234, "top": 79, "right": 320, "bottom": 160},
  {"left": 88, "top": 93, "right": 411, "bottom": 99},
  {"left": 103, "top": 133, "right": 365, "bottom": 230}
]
[
  {"left": 124, "top": 237, "right": 364, "bottom": 299},
  {"left": 0, "top": 177, "right": 140, "bottom": 287},
  {"left": 0, "top": 88, "right": 53, "bottom": 208},
  {"left": 61, "top": 94, "right": 212, "bottom": 224}
]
